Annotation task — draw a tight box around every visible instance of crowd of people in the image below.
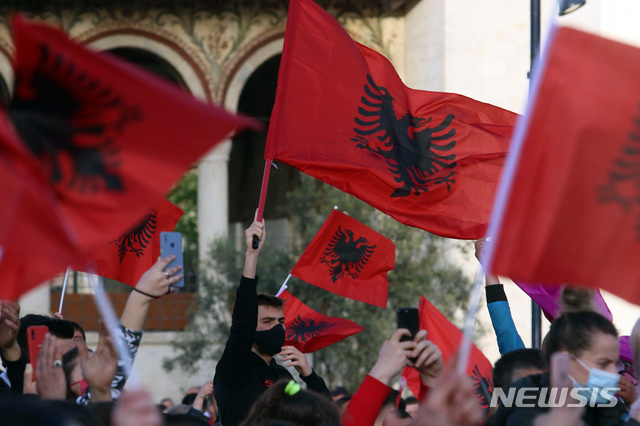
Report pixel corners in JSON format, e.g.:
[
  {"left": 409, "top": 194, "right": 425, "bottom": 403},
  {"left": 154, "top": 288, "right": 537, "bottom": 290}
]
[{"left": 2, "top": 219, "right": 640, "bottom": 426}]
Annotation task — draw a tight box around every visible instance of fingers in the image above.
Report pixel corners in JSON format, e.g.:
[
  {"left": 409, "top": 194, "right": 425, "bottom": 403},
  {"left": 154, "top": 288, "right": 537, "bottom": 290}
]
[
  {"left": 391, "top": 328, "right": 412, "bottom": 342},
  {"left": 156, "top": 254, "right": 176, "bottom": 271}
]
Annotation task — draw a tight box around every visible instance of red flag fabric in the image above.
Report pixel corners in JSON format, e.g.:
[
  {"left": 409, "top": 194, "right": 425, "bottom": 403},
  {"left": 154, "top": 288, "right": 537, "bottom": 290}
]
[
  {"left": 265, "top": 0, "right": 517, "bottom": 240},
  {"left": 488, "top": 26, "right": 640, "bottom": 306},
  {"left": 402, "top": 296, "right": 493, "bottom": 411},
  {"left": 0, "top": 16, "right": 258, "bottom": 299},
  {"left": 77, "top": 198, "right": 184, "bottom": 287},
  {"left": 280, "top": 290, "right": 364, "bottom": 353},
  {"left": 290, "top": 210, "right": 395, "bottom": 308}
]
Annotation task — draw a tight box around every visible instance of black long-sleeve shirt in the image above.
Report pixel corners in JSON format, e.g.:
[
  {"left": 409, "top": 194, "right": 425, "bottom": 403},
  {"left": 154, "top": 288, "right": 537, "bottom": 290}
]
[{"left": 213, "top": 276, "right": 329, "bottom": 426}]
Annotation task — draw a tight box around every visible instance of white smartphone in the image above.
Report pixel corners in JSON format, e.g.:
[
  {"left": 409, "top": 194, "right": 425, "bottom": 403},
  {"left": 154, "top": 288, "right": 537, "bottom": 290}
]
[{"left": 160, "top": 231, "right": 184, "bottom": 289}]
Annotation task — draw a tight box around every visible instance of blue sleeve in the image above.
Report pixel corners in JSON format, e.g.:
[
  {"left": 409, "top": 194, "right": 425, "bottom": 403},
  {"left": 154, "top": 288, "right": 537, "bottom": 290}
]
[{"left": 486, "top": 285, "right": 525, "bottom": 354}]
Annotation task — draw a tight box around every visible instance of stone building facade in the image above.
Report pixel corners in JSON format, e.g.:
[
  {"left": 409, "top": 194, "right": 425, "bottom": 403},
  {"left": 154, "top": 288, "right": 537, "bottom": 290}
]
[{"left": 7, "top": 0, "right": 640, "bottom": 402}]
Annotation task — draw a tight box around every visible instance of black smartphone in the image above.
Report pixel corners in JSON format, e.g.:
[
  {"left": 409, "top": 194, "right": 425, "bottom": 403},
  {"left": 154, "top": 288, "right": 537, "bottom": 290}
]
[{"left": 396, "top": 307, "right": 419, "bottom": 343}]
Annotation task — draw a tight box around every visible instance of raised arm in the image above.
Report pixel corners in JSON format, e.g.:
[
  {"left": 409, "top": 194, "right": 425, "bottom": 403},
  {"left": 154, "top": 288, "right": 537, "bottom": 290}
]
[
  {"left": 475, "top": 239, "right": 525, "bottom": 354},
  {"left": 214, "top": 218, "right": 265, "bottom": 390},
  {"left": 120, "top": 255, "right": 183, "bottom": 332}
]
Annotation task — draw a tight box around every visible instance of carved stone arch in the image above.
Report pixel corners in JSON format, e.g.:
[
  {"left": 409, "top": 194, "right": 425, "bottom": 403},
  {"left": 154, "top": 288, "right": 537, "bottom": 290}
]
[
  {"left": 79, "top": 30, "right": 211, "bottom": 102},
  {"left": 220, "top": 30, "right": 285, "bottom": 112}
]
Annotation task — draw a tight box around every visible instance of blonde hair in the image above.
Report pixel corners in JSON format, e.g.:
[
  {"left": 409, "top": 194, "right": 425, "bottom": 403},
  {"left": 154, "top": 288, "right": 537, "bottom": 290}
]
[{"left": 559, "top": 286, "right": 596, "bottom": 314}]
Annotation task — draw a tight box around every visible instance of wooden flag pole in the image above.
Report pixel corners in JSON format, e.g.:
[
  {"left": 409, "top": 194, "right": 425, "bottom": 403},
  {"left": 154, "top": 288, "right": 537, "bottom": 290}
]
[{"left": 252, "top": 159, "right": 273, "bottom": 249}]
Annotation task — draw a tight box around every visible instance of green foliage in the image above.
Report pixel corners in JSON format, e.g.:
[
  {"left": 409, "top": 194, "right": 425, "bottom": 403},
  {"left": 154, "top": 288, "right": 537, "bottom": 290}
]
[{"left": 163, "top": 173, "right": 474, "bottom": 394}]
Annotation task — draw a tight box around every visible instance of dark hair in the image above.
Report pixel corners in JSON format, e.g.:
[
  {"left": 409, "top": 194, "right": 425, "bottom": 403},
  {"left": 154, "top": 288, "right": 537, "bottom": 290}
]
[
  {"left": 68, "top": 321, "right": 86, "bottom": 342},
  {"left": 404, "top": 396, "right": 418, "bottom": 405},
  {"left": 257, "top": 292, "right": 285, "bottom": 309},
  {"left": 241, "top": 380, "right": 339, "bottom": 426},
  {"left": 382, "top": 389, "right": 405, "bottom": 411},
  {"left": 164, "top": 413, "right": 210, "bottom": 426},
  {"left": 182, "top": 392, "right": 198, "bottom": 406},
  {"left": 544, "top": 311, "right": 618, "bottom": 363},
  {"left": 493, "top": 348, "right": 546, "bottom": 390},
  {"left": 17, "top": 314, "right": 75, "bottom": 355}
]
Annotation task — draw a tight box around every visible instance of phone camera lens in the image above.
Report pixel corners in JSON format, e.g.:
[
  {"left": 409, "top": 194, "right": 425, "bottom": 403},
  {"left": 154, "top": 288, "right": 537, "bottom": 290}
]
[{"left": 170, "top": 243, "right": 175, "bottom": 248}]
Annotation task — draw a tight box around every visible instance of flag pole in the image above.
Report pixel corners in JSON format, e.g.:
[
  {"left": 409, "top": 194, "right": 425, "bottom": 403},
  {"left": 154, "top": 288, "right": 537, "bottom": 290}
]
[
  {"left": 252, "top": 159, "right": 273, "bottom": 249},
  {"left": 276, "top": 274, "right": 292, "bottom": 297},
  {"left": 58, "top": 266, "right": 71, "bottom": 314},
  {"left": 88, "top": 271, "right": 139, "bottom": 386}
]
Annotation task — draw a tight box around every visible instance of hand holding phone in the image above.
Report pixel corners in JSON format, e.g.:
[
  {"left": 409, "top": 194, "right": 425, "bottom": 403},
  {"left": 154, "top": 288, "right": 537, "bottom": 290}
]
[
  {"left": 396, "top": 307, "right": 419, "bottom": 342},
  {"left": 27, "top": 325, "right": 48, "bottom": 381},
  {"left": 160, "top": 232, "right": 184, "bottom": 289}
]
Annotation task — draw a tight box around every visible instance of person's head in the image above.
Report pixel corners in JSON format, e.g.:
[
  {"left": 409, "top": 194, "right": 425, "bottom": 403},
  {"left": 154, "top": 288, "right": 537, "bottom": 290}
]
[
  {"left": 404, "top": 396, "right": 418, "bottom": 419},
  {"left": 68, "top": 321, "right": 86, "bottom": 344},
  {"left": 492, "top": 348, "right": 546, "bottom": 390},
  {"left": 253, "top": 293, "right": 286, "bottom": 356},
  {"left": 181, "top": 393, "right": 198, "bottom": 406},
  {"left": 241, "top": 379, "right": 340, "bottom": 426},
  {"left": 382, "top": 409, "right": 413, "bottom": 426},
  {"left": 545, "top": 311, "right": 619, "bottom": 385},
  {"left": 160, "top": 398, "right": 175, "bottom": 411},
  {"left": 17, "top": 314, "right": 76, "bottom": 356},
  {"left": 330, "top": 386, "right": 349, "bottom": 401}
]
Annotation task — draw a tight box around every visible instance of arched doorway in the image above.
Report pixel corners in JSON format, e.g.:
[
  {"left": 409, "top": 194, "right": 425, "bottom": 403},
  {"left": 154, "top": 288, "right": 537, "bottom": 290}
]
[{"left": 228, "top": 54, "right": 300, "bottom": 250}]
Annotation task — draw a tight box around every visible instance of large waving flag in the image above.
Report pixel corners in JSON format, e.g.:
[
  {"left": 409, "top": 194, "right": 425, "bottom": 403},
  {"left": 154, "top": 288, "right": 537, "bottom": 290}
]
[
  {"left": 291, "top": 210, "right": 395, "bottom": 308},
  {"left": 488, "top": 26, "right": 640, "bottom": 306},
  {"left": 265, "top": 0, "right": 517, "bottom": 240},
  {"left": 280, "top": 290, "right": 364, "bottom": 353},
  {"left": 0, "top": 16, "right": 258, "bottom": 300},
  {"left": 402, "top": 296, "right": 493, "bottom": 411},
  {"left": 76, "top": 198, "right": 184, "bottom": 287}
]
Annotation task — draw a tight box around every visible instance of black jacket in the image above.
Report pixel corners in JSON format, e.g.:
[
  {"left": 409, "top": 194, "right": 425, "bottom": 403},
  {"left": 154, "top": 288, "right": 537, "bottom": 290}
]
[
  {"left": 492, "top": 372, "right": 638, "bottom": 426},
  {"left": 213, "top": 276, "right": 329, "bottom": 426}
]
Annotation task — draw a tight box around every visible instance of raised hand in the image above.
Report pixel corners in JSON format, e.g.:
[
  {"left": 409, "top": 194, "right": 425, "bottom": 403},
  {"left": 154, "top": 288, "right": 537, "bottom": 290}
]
[
  {"left": 279, "top": 345, "right": 312, "bottom": 377},
  {"left": 193, "top": 381, "right": 214, "bottom": 411},
  {"left": 368, "top": 329, "right": 417, "bottom": 385},
  {"left": 35, "top": 334, "right": 67, "bottom": 400},
  {"left": 0, "top": 300, "right": 21, "bottom": 361},
  {"left": 409, "top": 330, "right": 443, "bottom": 388},
  {"left": 415, "top": 351, "right": 483, "bottom": 426},
  {"left": 135, "top": 255, "right": 183, "bottom": 298},
  {"left": 78, "top": 321, "right": 118, "bottom": 401}
]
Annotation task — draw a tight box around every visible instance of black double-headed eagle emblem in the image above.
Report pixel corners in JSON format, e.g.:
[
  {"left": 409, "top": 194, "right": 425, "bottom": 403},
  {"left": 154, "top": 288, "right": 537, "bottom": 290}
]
[{"left": 351, "top": 74, "right": 457, "bottom": 197}]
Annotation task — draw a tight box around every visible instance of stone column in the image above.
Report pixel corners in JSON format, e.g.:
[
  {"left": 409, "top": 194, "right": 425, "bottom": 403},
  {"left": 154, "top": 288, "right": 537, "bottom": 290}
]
[{"left": 198, "top": 139, "right": 232, "bottom": 262}]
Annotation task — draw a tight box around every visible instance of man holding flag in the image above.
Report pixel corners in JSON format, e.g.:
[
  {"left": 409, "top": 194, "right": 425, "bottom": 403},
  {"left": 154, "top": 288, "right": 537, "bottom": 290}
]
[{"left": 213, "top": 218, "right": 329, "bottom": 426}]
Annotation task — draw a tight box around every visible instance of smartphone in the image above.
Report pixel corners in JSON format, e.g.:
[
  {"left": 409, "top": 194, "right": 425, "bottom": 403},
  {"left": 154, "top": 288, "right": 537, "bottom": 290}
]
[
  {"left": 396, "top": 307, "right": 419, "bottom": 343},
  {"left": 27, "top": 325, "right": 48, "bottom": 381},
  {"left": 160, "top": 231, "right": 184, "bottom": 289}
]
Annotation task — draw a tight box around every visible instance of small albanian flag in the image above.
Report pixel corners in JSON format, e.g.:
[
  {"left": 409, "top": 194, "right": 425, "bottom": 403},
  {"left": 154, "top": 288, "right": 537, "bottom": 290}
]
[
  {"left": 291, "top": 210, "right": 395, "bottom": 308},
  {"left": 488, "top": 26, "right": 640, "bottom": 306},
  {"left": 280, "top": 290, "right": 364, "bottom": 353},
  {"left": 76, "top": 198, "right": 184, "bottom": 286},
  {"left": 265, "top": 0, "right": 517, "bottom": 240},
  {"left": 0, "top": 16, "right": 258, "bottom": 300},
  {"left": 402, "top": 296, "right": 493, "bottom": 412}
]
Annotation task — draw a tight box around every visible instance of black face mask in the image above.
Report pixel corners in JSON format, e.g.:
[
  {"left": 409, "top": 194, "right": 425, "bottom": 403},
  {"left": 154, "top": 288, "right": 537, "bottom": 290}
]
[{"left": 254, "top": 323, "right": 285, "bottom": 356}]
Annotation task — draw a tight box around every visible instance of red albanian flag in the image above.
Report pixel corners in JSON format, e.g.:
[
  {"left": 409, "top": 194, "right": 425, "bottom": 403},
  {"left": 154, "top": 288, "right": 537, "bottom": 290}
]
[
  {"left": 0, "top": 16, "right": 259, "bottom": 299},
  {"left": 265, "top": 0, "right": 517, "bottom": 240},
  {"left": 489, "top": 27, "right": 640, "bottom": 306},
  {"left": 76, "top": 198, "right": 184, "bottom": 287},
  {"left": 402, "top": 296, "right": 493, "bottom": 412},
  {"left": 291, "top": 210, "right": 395, "bottom": 308},
  {"left": 280, "top": 290, "right": 364, "bottom": 353},
  {"left": 0, "top": 147, "right": 80, "bottom": 300}
]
